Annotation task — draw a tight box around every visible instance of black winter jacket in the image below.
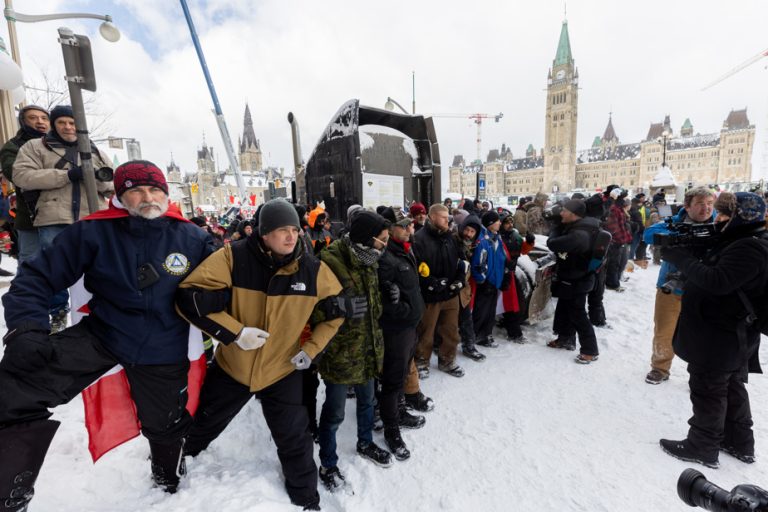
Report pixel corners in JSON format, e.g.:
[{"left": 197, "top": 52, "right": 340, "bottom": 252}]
[
  {"left": 547, "top": 217, "right": 600, "bottom": 294},
  {"left": 413, "top": 221, "right": 463, "bottom": 304},
  {"left": 378, "top": 238, "right": 425, "bottom": 331},
  {"left": 672, "top": 228, "right": 768, "bottom": 373},
  {"left": 3, "top": 215, "right": 214, "bottom": 364}
]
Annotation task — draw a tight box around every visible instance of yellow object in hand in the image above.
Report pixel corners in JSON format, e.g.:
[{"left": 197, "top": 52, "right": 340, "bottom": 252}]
[{"left": 418, "top": 262, "right": 430, "bottom": 277}]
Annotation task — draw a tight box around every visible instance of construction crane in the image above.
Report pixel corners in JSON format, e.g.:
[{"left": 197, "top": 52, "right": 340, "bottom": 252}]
[
  {"left": 702, "top": 47, "right": 768, "bottom": 181},
  {"left": 429, "top": 112, "right": 504, "bottom": 162}
]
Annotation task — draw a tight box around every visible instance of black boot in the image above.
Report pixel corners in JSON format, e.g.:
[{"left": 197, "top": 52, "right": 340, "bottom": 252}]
[
  {"left": 149, "top": 440, "right": 186, "bottom": 494},
  {"left": 384, "top": 427, "right": 410, "bottom": 461},
  {"left": 0, "top": 419, "right": 60, "bottom": 512}
]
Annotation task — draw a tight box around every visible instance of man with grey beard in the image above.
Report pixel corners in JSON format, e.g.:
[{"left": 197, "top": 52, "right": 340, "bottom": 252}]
[{"left": 0, "top": 160, "right": 214, "bottom": 510}]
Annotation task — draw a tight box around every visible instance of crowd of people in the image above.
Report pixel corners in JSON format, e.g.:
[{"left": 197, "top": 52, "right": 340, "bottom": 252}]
[{"left": 0, "top": 104, "right": 768, "bottom": 511}]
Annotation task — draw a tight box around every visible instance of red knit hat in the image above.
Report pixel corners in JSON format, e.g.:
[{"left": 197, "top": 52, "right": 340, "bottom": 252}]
[
  {"left": 409, "top": 202, "right": 427, "bottom": 216},
  {"left": 114, "top": 160, "right": 168, "bottom": 197}
]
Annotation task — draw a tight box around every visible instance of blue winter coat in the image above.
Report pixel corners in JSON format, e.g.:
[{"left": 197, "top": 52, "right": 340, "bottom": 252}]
[
  {"left": 643, "top": 207, "right": 715, "bottom": 292},
  {"left": 3, "top": 215, "right": 215, "bottom": 364},
  {"left": 471, "top": 226, "right": 508, "bottom": 289}
]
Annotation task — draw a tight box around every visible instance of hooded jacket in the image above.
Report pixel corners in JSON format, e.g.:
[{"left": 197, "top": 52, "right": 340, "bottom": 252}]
[
  {"left": 455, "top": 214, "right": 482, "bottom": 307},
  {"left": 471, "top": 226, "right": 508, "bottom": 289},
  {"left": 177, "top": 234, "right": 344, "bottom": 391},
  {"left": 547, "top": 216, "right": 600, "bottom": 293}
]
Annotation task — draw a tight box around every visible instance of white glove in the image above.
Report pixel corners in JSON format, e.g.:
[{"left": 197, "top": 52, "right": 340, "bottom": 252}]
[
  {"left": 290, "top": 350, "right": 312, "bottom": 370},
  {"left": 235, "top": 327, "right": 269, "bottom": 350}
]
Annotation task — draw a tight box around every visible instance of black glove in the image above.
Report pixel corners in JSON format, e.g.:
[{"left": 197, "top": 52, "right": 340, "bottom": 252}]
[
  {"left": 383, "top": 282, "right": 400, "bottom": 304},
  {"left": 525, "top": 232, "right": 536, "bottom": 245},
  {"left": 448, "top": 280, "right": 464, "bottom": 292},
  {"left": 426, "top": 277, "right": 448, "bottom": 293},
  {"left": 2, "top": 329, "right": 52, "bottom": 372},
  {"left": 324, "top": 295, "right": 368, "bottom": 320},
  {"left": 67, "top": 165, "right": 83, "bottom": 182}
]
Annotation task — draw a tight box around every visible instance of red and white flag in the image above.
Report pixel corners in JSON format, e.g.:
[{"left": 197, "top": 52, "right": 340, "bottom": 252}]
[{"left": 71, "top": 278, "right": 207, "bottom": 462}]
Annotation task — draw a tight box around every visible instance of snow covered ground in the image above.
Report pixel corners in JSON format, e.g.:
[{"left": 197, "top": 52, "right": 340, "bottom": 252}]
[{"left": 2, "top": 256, "right": 768, "bottom": 511}]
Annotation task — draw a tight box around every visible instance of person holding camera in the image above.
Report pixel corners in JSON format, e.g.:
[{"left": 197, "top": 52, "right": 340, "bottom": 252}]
[
  {"left": 0, "top": 161, "right": 214, "bottom": 510},
  {"left": 11, "top": 105, "right": 113, "bottom": 333},
  {"left": 642, "top": 187, "right": 715, "bottom": 385},
  {"left": 546, "top": 199, "right": 600, "bottom": 363},
  {"left": 659, "top": 191, "right": 768, "bottom": 469}
]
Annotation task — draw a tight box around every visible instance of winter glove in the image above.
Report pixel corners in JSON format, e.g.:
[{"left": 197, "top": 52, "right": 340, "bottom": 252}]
[
  {"left": 290, "top": 350, "right": 312, "bottom": 370},
  {"left": 448, "top": 280, "right": 464, "bottom": 292},
  {"left": 67, "top": 165, "right": 83, "bottom": 182},
  {"left": 324, "top": 295, "right": 368, "bottom": 320},
  {"left": 234, "top": 327, "right": 270, "bottom": 350},
  {"left": 2, "top": 328, "right": 52, "bottom": 372},
  {"left": 383, "top": 282, "right": 401, "bottom": 304},
  {"left": 525, "top": 232, "right": 536, "bottom": 245},
  {"left": 426, "top": 277, "right": 448, "bottom": 293}
]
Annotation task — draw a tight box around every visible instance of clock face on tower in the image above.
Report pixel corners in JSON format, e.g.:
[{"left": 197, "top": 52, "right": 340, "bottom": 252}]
[{"left": 556, "top": 69, "right": 565, "bottom": 80}]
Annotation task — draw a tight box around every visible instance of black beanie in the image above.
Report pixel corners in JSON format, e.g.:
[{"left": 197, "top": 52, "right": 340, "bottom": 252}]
[
  {"left": 349, "top": 211, "right": 389, "bottom": 245},
  {"left": 259, "top": 199, "right": 301, "bottom": 235},
  {"left": 50, "top": 105, "right": 74, "bottom": 125},
  {"left": 481, "top": 210, "right": 500, "bottom": 227},
  {"left": 563, "top": 199, "right": 586, "bottom": 218}
]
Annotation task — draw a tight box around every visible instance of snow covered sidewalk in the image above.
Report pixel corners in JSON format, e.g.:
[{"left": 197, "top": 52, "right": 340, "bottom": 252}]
[{"left": 2, "top": 260, "right": 767, "bottom": 511}]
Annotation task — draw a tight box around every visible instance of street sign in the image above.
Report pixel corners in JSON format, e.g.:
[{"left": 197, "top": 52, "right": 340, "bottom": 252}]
[{"left": 477, "top": 172, "right": 486, "bottom": 200}]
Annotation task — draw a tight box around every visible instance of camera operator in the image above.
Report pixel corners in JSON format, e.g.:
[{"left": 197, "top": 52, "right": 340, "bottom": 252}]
[
  {"left": 659, "top": 192, "right": 768, "bottom": 469},
  {"left": 642, "top": 187, "right": 715, "bottom": 385}
]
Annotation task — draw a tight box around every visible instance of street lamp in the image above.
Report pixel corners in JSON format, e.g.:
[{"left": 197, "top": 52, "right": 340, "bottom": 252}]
[
  {"left": 384, "top": 96, "right": 410, "bottom": 115},
  {"left": 657, "top": 128, "right": 671, "bottom": 167}
]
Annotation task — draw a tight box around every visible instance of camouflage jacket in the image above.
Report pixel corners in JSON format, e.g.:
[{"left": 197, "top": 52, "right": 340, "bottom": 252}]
[{"left": 318, "top": 239, "right": 384, "bottom": 384}]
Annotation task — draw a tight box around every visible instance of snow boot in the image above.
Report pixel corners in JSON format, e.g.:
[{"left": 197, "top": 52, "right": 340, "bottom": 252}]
[
  {"left": 415, "top": 359, "right": 430, "bottom": 380},
  {"left": 659, "top": 439, "right": 719, "bottom": 469},
  {"left": 507, "top": 334, "right": 528, "bottom": 344},
  {"left": 547, "top": 336, "right": 576, "bottom": 351},
  {"left": 150, "top": 439, "right": 186, "bottom": 494},
  {"left": 356, "top": 441, "right": 393, "bottom": 468},
  {"left": 397, "top": 407, "right": 426, "bottom": 430},
  {"left": 720, "top": 445, "right": 755, "bottom": 464},
  {"left": 476, "top": 336, "right": 499, "bottom": 348},
  {"left": 0, "top": 419, "right": 60, "bottom": 512},
  {"left": 462, "top": 346, "right": 486, "bottom": 362},
  {"left": 319, "top": 465, "right": 346, "bottom": 493},
  {"left": 403, "top": 391, "right": 434, "bottom": 412},
  {"left": 438, "top": 360, "right": 465, "bottom": 378},
  {"left": 49, "top": 309, "right": 69, "bottom": 334},
  {"left": 384, "top": 428, "right": 410, "bottom": 461},
  {"left": 372, "top": 406, "right": 384, "bottom": 432}
]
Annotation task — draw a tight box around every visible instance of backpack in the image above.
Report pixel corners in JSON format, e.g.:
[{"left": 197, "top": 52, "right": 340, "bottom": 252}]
[
  {"left": 573, "top": 224, "right": 612, "bottom": 274},
  {"left": 736, "top": 237, "right": 768, "bottom": 336}
]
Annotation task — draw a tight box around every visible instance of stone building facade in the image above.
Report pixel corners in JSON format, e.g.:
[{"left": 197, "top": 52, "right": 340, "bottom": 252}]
[{"left": 448, "top": 20, "right": 756, "bottom": 199}]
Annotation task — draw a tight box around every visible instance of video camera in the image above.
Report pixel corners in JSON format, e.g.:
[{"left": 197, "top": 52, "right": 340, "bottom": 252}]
[
  {"left": 678, "top": 468, "right": 768, "bottom": 511},
  {"left": 652, "top": 219, "right": 717, "bottom": 248}
]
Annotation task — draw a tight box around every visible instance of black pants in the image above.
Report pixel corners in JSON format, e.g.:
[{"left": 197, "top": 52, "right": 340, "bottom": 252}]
[
  {"left": 686, "top": 365, "right": 754, "bottom": 459},
  {"left": 605, "top": 243, "right": 629, "bottom": 289},
  {"left": 302, "top": 365, "right": 320, "bottom": 431},
  {"left": 588, "top": 269, "right": 607, "bottom": 326},
  {"left": 459, "top": 303, "right": 476, "bottom": 350},
  {"left": 503, "top": 311, "right": 522, "bottom": 338},
  {"left": 0, "top": 319, "right": 191, "bottom": 444},
  {"left": 552, "top": 292, "right": 598, "bottom": 356},
  {"left": 473, "top": 284, "right": 498, "bottom": 340},
  {"left": 380, "top": 328, "right": 418, "bottom": 428},
  {"left": 185, "top": 363, "right": 317, "bottom": 507}
]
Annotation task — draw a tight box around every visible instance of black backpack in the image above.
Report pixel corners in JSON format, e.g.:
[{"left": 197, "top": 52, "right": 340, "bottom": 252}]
[
  {"left": 572, "top": 224, "right": 612, "bottom": 274},
  {"left": 736, "top": 237, "right": 768, "bottom": 336}
]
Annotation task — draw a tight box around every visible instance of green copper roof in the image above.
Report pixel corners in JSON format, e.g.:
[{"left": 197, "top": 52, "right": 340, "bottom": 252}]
[
  {"left": 592, "top": 136, "right": 602, "bottom": 147},
  {"left": 682, "top": 118, "right": 692, "bottom": 129},
  {"left": 527, "top": 143, "right": 535, "bottom": 152},
  {"left": 554, "top": 21, "right": 573, "bottom": 67}
]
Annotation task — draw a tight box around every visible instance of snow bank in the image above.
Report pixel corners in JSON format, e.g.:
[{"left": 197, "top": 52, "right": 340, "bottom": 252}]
[{"left": 2, "top": 258, "right": 768, "bottom": 511}]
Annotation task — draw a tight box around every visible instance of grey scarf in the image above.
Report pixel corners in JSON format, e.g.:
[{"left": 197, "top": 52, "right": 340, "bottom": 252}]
[{"left": 343, "top": 233, "right": 383, "bottom": 267}]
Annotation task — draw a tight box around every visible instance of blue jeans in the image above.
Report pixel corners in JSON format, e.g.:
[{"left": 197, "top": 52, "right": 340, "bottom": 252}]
[
  {"left": 37, "top": 224, "right": 70, "bottom": 315},
  {"left": 16, "top": 229, "right": 40, "bottom": 263},
  {"left": 318, "top": 379, "right": 374, "bottom": 468}
]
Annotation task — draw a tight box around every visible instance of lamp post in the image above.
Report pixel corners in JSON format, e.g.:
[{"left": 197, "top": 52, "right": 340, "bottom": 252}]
[
  {"left": 384, "top": 71, "right": 416, "bottom": 114},
  {"left": 0, "top": 1, "right": 120, "bottom": 145},
  {"left": 384, "top": 96, "right": 410, "bottom": 115},
  {"left": 658, "top": 128, "right": 671, "bottom": 167}
]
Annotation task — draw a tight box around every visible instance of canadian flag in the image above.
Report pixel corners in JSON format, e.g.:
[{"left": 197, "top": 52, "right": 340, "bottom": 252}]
[{"left": 71, "top": 278, "right": 207, "bottom": 462}]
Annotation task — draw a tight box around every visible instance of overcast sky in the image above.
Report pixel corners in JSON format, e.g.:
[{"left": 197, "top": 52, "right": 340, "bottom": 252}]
[{"left": 5, "top": 0, "right": 768, "bottom": 183}]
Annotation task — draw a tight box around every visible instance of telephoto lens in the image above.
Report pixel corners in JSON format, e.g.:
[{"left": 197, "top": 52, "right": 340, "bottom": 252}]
[
  {"left": 678, "top": 469, "right": 732, "bottom": 511},
  {"left": 94, "top": 166, "right": 114, "bottom": 182}
]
